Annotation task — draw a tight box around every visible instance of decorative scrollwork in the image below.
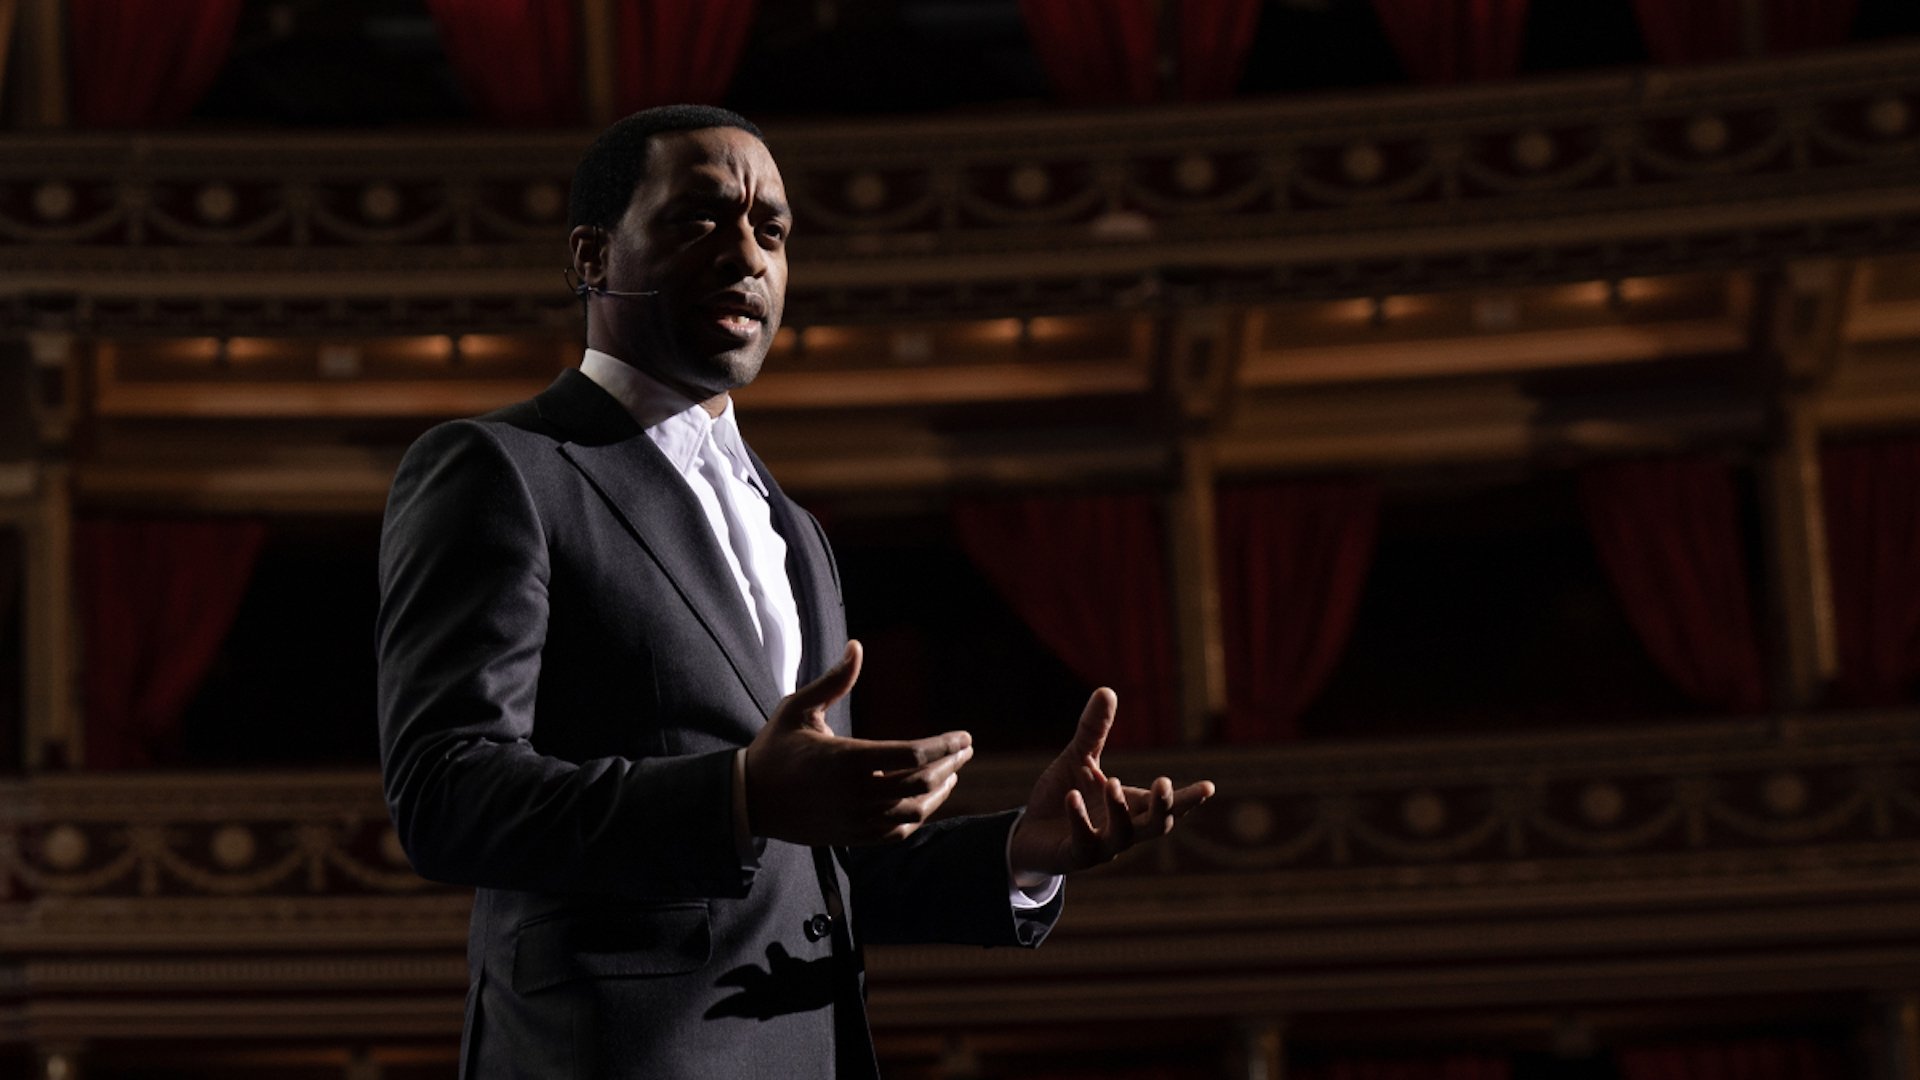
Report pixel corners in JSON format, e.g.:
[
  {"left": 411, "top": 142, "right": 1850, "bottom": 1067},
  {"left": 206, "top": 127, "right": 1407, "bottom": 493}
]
[{"left": 1, "top": 803, "right": 443, "bottom": 901}]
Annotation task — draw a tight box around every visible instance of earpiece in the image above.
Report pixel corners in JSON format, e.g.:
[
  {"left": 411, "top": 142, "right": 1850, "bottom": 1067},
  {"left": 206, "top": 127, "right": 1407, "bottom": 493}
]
[{"left": 563, "top": 267, "right": 660, "bottom": 299}]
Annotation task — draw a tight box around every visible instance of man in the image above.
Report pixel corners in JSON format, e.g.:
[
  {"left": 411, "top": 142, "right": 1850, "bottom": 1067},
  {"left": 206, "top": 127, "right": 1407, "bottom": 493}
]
[{"left": 377, "top": 105, "right": 1214, "bottom": 1080}]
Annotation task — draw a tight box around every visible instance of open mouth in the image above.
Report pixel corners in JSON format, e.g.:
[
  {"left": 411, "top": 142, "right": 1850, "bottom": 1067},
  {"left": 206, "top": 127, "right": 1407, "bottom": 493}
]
[{"left": 701, "top": 293, "right": 769, "bottom": 343}]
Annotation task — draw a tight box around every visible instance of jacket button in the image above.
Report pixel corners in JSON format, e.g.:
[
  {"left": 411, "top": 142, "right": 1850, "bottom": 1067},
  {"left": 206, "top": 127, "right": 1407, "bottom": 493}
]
[{"left": 804, "top": 913, "right": 833, "bottom": 941}]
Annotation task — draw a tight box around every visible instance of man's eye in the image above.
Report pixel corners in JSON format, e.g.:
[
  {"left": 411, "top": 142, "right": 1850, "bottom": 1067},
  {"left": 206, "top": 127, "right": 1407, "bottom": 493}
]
[{"left": 760, "top": 223, "right": 787, "bottom": 242}]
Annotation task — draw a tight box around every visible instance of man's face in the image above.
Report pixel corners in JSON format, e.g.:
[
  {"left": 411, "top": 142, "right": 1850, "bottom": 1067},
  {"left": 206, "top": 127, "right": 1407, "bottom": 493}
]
[{"left": 588, "top": 127, "right": 790, "bottom": 399}]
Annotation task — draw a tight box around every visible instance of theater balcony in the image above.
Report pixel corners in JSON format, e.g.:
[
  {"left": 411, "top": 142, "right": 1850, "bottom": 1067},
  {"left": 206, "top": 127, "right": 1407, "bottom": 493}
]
[{"left": 3, "top": 11, "right": 1920, "bottom": 1080}]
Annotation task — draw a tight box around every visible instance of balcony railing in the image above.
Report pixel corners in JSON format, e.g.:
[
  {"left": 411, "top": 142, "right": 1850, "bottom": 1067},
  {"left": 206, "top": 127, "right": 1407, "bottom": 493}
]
[
  {"left": 1, "top": 42, "right": 1918, "bottom": 335},
  {"left": 5, "top": 713, "right": 1919, "bottom": 1040}
]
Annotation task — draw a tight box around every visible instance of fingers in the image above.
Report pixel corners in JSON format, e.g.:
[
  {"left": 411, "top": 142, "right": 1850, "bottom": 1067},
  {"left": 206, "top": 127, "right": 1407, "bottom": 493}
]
[
  {"left": 1071, "top": 688, "right": 1117, "bottom": 761},
  {"left": 868, "top": 744, "right": 973, "bottom": 800},
  {"left": 846, "top": 730, "right": 972, "bottom": 774},
  {"left": 853, "top": 765, "right": 966, "bottom": 844},
  {"left": 779, "top": 640, "right": 863, "bottom": 726},
  {"left": 1102, "top": 776, "right": 1135, "bottom": 852},
  {"left": 1065, "top": 788, "right": 1102, "bottom": 863},
  {"left": 879, "top": 768, "right": 962, "bottom": 827},
  {"left": 1140, "top": 776, "right": 1176, "bottom": 838},
  {"left": 1062, "top": 777, "right": 1134, "bottom": 869},
  {"left": 1169, "top": 779, "right": 1216, "bottom": 816}
]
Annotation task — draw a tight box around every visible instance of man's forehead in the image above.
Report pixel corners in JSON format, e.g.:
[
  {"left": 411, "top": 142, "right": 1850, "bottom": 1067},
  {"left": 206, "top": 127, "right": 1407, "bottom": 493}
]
[{"left": 647, "top": 127, "right": 778, "bottom": 178}]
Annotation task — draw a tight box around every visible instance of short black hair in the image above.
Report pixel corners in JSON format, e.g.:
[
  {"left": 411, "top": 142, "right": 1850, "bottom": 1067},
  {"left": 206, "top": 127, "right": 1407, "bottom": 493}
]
[{"left": 566, "top": 105, "right": 766, "bottom": 232}]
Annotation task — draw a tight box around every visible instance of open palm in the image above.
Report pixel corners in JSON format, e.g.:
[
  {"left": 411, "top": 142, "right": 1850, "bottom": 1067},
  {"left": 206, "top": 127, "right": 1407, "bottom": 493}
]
[{"left": 1007, "top": 688, "right": 1215, "bottom": 887}]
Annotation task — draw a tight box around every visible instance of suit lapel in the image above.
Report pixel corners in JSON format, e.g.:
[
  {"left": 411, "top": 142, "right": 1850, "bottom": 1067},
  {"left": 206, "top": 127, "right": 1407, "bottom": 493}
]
[
  {"left": 535, "top": 371, "right": 782, "bottom": 721},
  {"left": 749, "top": 446, "right": 847, "bottom": 732}
]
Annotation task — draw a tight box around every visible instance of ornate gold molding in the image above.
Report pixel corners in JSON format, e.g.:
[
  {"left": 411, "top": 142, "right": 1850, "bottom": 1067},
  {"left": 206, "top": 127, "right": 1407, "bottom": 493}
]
[
  {"left": 2, "top": 43, "right": 1918, "bottom": 336},
  {"left": 2, "top": 715, "right": 1918, "bottom": 1040}
]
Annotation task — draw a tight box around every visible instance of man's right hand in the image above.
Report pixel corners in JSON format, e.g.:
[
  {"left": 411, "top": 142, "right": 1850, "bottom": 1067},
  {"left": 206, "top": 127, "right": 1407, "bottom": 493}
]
[{"left": 744, "top": 640, "right": 973, "bottom": 846}]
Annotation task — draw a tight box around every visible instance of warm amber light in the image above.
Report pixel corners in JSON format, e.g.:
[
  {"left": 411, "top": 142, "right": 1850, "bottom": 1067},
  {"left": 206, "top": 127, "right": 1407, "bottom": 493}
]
[
  {"left": 223, "top": 337, "right": 279, "bottom": 363},
  {"left": 1559, "top": 280, "right": 1613, "bottom": 306},
  {"left": 1025, "top": 316, "right": 1064, "bottom": 342},
  {"left": 1321, "top": 297, "right": 1366, "bottom": 323},
  {"left": 800, "top": 326, "right": 849, "bottom": 351},
  {"left": 154, "top": 337, "right": 224, "bottom": 363},
  {"left": 972, "top": 318, "right": 1024, "bottom": 343}
]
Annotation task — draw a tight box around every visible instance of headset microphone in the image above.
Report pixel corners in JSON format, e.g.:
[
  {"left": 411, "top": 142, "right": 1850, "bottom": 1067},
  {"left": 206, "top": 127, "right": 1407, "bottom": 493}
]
[{"left": 563, "top": 268, "right": 660, "bottom": 298}]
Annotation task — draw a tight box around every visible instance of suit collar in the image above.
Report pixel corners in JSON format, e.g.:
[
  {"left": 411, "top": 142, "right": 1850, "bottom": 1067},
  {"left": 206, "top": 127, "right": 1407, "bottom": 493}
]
[
  {"left": 533, "top": 367, "right": 641, "bottom": 445},
  {"left": 537, "top": 370, "right": 784, "bottom": 722},
  {"left": 578, "top": 351, "right": 768, "bottom": 498}
]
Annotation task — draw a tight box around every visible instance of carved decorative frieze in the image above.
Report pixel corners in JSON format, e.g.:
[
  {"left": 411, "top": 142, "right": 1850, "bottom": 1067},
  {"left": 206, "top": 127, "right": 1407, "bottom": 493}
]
[
  {"left": 1, "top": 44, "right": 1917, "bottom": 335},
  {"left": 3, "top": 717, "right": 1919, "bottom": 1039},
  {"left": 0, "top": 716, "right": 1914, "bottom": 929}
]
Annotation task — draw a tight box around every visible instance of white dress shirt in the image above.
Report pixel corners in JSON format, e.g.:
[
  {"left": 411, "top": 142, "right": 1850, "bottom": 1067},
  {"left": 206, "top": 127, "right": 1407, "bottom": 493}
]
[{"left": 579, "top": 349, "right": 1060, "bottom": 909}]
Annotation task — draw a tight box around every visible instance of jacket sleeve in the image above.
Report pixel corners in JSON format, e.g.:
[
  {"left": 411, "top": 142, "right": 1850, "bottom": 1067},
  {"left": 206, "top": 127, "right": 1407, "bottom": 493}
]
[
  {"left": 376, "top": 419, "right": 752, "bottom": 900},
  {"left": 838, "top": 808, "right": 1061, "bottom": 950},
  {"left": 797, "top": 510, "right": 1062, "bottom": 948}
]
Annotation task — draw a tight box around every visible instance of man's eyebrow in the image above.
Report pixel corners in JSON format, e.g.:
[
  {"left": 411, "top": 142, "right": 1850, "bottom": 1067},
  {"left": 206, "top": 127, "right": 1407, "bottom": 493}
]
[
  {"left": 757, "top": 192, "right": 791, "bottom": 220},
  {"left": 672, "top": 184, "right": 789, "bottom": 219}
]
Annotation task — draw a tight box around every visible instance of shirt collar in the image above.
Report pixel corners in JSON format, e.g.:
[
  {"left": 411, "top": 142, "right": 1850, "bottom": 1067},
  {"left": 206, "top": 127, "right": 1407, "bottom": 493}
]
[{"left": 578, "top": 349, "right": 767, "bottom": 496}]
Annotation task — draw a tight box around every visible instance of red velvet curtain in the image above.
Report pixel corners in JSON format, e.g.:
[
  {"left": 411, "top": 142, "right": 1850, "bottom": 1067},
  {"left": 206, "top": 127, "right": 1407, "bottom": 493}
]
[
  {"left": 614, "top": 0, "right": 759, "bottom": 113},
  {"left": 68, "top": 0, "right": 243, "bottom": 127},
  {"left": 76, "top": 518, "right": 267, "bottom": 770},
  {"left": 1763, "top": 0, "right": 1860, "bottom": 55},
  {"left": 1020, "top": 0, "right": 1159, "bottom": 105},
  {"left": 1293, "top": 1055, "right": 1512, "bottom": 1080},
  {"left": 1618, "top": 1038, "right": 1851, "bottom": 1080},
  {"left": 1822, "top": 436, "right": 1920, "bottom": 706},
  {"left": 1371, "top": 0, "right": 1531, "bottom": 83},
  {"left": 1178, "top": 0, "right": 1265, "bottom": 100},
  {"left": 1629, "top": 0, "right": 1857, "bottom": 64},
  {"left": 952, "top": 493, "right": 1181, "bottom": 749},
  {"left": 1216, "top": 479, "right": 1379, "bottom": 743},
  {"left": 1020, "top": 0, "right": 1262, "bottom": 105},
  {"left": 426, "top": 0, "right": 582, "bottom": 126},
  {"left": 1579, "top": 458, "right": 1768, "bottom": 713}
]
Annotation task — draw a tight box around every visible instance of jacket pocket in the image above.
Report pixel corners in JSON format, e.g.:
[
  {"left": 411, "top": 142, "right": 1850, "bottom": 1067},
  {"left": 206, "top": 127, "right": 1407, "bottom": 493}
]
[{"left": 511, "top": 902, "right": 711, "bottom": 995}]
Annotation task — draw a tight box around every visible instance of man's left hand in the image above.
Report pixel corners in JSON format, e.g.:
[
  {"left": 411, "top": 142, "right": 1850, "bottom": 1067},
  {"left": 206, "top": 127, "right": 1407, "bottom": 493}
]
[{"left": 1006, "top": 688, "right": 1216, "bottom": 889}]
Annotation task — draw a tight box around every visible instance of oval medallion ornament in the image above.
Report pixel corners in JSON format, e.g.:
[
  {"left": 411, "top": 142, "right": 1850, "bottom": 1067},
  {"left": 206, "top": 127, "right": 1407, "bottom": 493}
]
[
  {"left": 32, "top": 181, "right": 76, "bottom": 222},
  {"left": 1342, "top": 143, "right": 1385, "bottom": 185},
  {"left": 196, "top": 183, "right": 238, "bottom": 224},
  {"left": 360, "top": 182, "right": 402, "bottom": 223},
  {"left": 1008, "top": 164, "right": 1051, "bottom": 204},
  {"left": 211, "top": 824, "right": 256, "bottom": 868}
]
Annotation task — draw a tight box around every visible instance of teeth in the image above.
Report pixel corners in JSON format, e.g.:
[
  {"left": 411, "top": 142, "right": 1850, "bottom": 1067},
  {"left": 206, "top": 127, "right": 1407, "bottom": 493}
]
[{"left": 719, "top": 314, "right": 755, "bottom": 332}]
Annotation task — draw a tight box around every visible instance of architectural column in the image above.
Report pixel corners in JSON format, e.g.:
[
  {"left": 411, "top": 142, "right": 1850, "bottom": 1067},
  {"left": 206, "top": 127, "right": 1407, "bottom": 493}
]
[
  {"left": 1237, "top": 1016, "right": 1286, "bottom": 1080},
  {"left": 577, "top": 0, "right": 618, "bottom": 128},
  {"left": 1876, "top": 994, "right": 1920, "bottom": 1080},
  {"left": 1156, "top": 308, "right": 1244, "bottom": 744},
  {"left": 11, "top": 0, "right": 67, "bottom": 127},
  {"left": 1165, "top": 436, "right": 1224, "bottom": 744},
  {"left": 35, "top": 1042, "right": 83, "bottom": 1080},
  {"left": 17, "top": 333, "right": 78, "bottom": 769},
  {"left": 1754, "top": 262, "right": 1850, "bottom": 711}
]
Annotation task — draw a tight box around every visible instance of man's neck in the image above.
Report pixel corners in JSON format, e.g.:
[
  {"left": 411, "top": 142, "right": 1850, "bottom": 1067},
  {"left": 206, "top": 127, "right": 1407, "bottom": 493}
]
[{"left": 582, "top": 345, "right": 729, "bottom": 418}]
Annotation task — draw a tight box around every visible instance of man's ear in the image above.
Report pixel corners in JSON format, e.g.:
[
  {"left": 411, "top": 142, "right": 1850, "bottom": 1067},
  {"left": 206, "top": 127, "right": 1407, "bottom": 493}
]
[{"left": 568, "top": 225, "right": 606, "bottom": 286}]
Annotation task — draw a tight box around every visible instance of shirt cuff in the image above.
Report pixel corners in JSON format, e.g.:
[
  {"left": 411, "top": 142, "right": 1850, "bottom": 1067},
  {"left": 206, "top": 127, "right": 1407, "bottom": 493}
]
[
  {"left": 1004, "top": 809, "right": 1063, "bottom": 909},
  {"left": 732, "top": 747, "right": 757, "bottom": 862}
]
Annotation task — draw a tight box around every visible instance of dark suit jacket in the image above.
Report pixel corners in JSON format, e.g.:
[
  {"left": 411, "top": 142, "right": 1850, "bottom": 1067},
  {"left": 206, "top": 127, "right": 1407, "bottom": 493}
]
[{"left": 376, "top": 370, "right": 1060, "bottom": 1079}]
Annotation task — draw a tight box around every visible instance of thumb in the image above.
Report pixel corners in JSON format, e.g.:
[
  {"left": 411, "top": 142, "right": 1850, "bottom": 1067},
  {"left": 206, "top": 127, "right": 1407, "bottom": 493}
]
[
  {"left": 1072, "top": 687, "right": 1116, "bottom": 760},
  {"left": 780, "top": 639, "right": 863, "bottom": 726}
]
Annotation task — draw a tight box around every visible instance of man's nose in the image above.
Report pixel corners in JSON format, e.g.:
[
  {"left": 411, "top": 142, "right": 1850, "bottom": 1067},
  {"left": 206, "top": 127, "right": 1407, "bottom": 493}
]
[{"left": 716, "top": 218, "right": 768, "bottom": 279}]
